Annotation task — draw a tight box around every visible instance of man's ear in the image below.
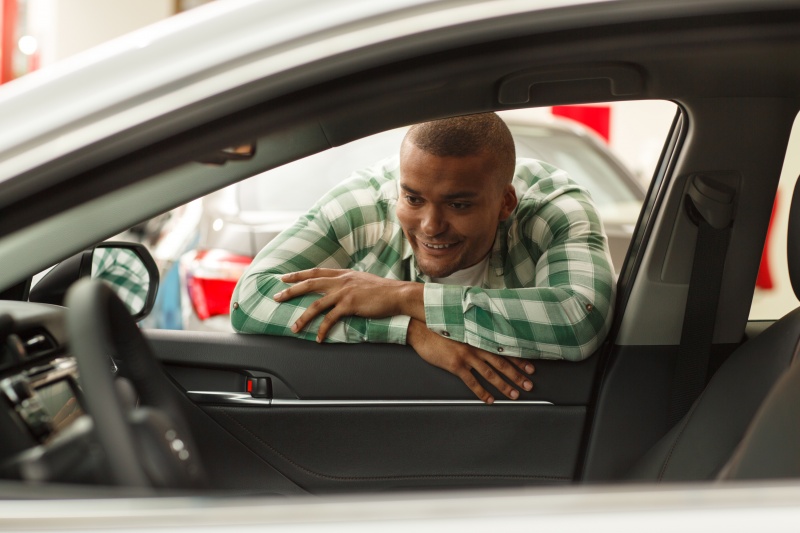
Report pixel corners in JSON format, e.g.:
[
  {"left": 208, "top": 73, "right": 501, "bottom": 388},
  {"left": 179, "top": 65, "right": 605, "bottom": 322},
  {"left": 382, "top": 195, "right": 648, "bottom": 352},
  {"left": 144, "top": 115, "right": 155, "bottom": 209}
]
[{"left": 498, "top": 184, "right": 518, "bottom": 221}]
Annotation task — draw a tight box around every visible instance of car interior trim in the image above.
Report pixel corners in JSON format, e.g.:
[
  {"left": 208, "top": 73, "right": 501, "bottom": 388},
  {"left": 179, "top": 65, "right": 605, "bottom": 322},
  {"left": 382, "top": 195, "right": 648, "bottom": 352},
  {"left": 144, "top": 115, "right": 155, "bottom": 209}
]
[{"left": 186, "top": 391, "right": 554, "bottom": 407}]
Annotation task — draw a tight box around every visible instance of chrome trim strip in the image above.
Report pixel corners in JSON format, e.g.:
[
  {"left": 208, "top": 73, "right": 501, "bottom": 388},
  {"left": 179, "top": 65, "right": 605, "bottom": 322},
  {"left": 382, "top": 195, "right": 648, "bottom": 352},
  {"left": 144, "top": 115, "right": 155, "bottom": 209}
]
[
  {"left": 272, "top": 399, "right": 554, "bottom": 406},
  {"left": 187, "top": 391, "right": 553, "bottom": 406},
  {"left": 188, "top": 391, "right": 271, "bottom": 405}
]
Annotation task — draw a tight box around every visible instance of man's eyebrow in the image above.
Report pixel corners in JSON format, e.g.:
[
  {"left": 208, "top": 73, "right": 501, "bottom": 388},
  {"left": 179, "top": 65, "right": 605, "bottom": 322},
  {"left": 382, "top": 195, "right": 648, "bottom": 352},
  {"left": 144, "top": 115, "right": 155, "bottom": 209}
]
[{"left": 400, "top": 183, "right": 480, "bottom": 200}]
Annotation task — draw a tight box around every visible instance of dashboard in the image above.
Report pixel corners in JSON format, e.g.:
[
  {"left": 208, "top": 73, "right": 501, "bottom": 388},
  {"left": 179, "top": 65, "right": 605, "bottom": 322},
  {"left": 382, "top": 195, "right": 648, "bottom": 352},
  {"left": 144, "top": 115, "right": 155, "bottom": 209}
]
[{"left": 0, "top": 301, "right": 104, "bottom": 484}]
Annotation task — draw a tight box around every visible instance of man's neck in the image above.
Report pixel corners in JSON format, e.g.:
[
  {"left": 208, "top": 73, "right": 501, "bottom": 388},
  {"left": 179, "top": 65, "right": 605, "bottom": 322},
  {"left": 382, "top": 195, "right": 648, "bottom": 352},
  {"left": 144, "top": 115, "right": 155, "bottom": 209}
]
[{"left": 432, "top": 256, "right": 490, "bottom": 287}]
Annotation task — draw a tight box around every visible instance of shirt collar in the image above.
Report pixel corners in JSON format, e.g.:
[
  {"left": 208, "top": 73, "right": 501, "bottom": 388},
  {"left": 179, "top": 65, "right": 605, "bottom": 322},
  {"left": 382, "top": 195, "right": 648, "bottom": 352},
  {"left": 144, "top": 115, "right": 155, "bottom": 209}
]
[{"left": 490, "top": 223, "right": 506, "bottom": 276}]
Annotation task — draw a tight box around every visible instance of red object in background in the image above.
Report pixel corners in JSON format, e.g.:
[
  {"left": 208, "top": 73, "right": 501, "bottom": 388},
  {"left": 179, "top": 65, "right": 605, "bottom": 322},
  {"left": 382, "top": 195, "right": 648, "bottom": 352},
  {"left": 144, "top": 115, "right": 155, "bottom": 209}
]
[
  {"left": 552, "top": 105, "right": 611, "bottom": 142},
  {"left": 185, "top": 249, "right": 253, "bottom": 320},
  {"left": 1, "top": 0, "right": 18, "bottom": 84},
  {"left": 756, "top": 195, "right": 778, "bottom": 290}
]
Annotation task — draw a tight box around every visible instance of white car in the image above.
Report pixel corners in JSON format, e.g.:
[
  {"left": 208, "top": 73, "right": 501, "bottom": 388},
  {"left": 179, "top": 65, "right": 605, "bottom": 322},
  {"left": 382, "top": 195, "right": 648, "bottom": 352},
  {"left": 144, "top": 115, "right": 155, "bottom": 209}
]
[{"left": 0, "top": 0, "right": 799, "bottom": 530}]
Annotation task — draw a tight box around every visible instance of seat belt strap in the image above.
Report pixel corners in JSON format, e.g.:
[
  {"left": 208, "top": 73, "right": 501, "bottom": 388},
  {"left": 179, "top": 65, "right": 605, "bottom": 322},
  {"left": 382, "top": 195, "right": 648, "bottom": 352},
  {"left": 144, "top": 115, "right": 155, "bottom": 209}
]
[{"left": 667, "top": 176, "right": 735, "bottom": 428}]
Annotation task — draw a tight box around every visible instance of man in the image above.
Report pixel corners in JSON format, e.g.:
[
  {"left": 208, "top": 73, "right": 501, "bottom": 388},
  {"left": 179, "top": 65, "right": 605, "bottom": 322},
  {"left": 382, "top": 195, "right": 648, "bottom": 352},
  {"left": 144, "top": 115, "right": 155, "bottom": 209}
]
[{"left": 231, "top": 113, "right": 615, "bottom": 404}]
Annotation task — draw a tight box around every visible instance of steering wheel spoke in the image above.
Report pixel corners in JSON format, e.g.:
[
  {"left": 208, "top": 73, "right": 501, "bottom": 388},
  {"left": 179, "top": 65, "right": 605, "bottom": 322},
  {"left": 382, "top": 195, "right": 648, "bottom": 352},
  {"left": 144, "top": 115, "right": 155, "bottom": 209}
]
[{"left": 66, "top": 279, "right": 207, "bottom": 489}]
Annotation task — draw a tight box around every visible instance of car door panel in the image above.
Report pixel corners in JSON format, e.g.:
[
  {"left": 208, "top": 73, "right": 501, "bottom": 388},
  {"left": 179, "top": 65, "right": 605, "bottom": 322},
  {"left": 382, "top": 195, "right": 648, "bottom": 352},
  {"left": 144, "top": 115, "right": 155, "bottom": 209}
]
[
  {"left": 150, "top": 331, "right": 599, "bottom": 402},
  {"left": 202, "top": 404, "right": 585, "bottom": 492},
  {"left": 147, "top": 330, "right": 599, "bottom": 492}
]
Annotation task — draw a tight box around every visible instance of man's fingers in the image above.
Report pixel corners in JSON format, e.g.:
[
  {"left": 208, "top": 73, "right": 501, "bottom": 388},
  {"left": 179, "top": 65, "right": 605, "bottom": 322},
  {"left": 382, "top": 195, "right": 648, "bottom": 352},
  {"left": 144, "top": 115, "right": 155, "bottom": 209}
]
[
  {"left": 486, "top": 354, "right": 534, "bottom": 392},
  {"left": 315, "top": 307, "right": 348, "bottom": 342},
  {"left": 455, "top": 368, "right": 495, "bottom": 405},
  {"left": 275, "top": 275, "right": 344, "bottom": 302},
  {"left": 508, "top": 357, "right": 536, "bottom": 375},
  {"left": 472, "top": 358, "right": 524, "bottom": 400},
  {"left": 274, "top": 279, "right": 319, "bottom": 302},
  {"left": 289, "top": 294, "right": 350, "bottom": 340},
  {"left": 290, "top": 293, "right": 335, "bottom": 333},
  {"left": 280, "top": 268, "right": 340, "bottom": 283}
]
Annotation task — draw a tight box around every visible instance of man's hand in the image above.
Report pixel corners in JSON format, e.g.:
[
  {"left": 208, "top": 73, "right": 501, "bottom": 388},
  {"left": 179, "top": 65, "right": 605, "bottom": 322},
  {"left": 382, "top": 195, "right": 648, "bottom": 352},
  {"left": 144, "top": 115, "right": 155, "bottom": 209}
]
[
  {"left": 407, "top": 319, "right": 534, "bottom": 404},
  {"left": 274, "top": 268, "right": 424, "bottom": 342}
]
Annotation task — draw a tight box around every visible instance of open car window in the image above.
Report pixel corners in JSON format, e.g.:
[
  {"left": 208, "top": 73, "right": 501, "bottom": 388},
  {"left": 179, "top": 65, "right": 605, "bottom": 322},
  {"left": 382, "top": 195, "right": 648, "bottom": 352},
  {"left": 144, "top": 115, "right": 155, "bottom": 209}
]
[{"left": 129, "top": 101, "right": 676, "bottom": 332}]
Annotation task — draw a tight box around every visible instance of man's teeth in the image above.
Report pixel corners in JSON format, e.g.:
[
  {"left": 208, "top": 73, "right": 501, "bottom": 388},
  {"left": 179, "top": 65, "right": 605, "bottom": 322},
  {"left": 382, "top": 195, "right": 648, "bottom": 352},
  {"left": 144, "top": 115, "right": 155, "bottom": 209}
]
[{"left": 423, "top": 243, "right": 454, "bottom": 249}]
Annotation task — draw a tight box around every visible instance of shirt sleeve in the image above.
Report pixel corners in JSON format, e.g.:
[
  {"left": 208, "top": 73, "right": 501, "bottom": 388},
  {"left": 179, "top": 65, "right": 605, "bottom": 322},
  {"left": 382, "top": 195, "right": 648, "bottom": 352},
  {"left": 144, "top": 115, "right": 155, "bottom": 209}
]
[
  {"left": 92, "top": 247, "right": 150, "bottom": 315},
  {"left": 423, "top": 185, "right": 616, "bottom": 361},
  {"left": 230, "top": 180, "right": 411, "bottom": 345}
]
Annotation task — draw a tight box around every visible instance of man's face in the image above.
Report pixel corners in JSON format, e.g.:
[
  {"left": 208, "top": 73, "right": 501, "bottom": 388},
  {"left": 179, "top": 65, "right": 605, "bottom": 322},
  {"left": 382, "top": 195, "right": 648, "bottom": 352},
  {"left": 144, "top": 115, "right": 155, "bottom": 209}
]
[{"left": 396, "top": 142, "right": 517, "bottom": 278}]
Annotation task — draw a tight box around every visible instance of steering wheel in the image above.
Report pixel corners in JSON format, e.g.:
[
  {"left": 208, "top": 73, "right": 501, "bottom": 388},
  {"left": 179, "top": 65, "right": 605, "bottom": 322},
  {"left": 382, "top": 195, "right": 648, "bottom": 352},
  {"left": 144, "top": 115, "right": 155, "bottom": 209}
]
[{"left": 65, "top": 278, "right": 207, "bottom": 488}]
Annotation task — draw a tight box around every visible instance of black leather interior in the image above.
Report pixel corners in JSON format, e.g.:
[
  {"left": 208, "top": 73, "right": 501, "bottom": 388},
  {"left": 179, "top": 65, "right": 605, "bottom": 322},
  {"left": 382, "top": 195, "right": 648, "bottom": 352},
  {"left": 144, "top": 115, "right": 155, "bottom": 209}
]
[
  {"left": 148, "top": 330, "right": 599, "bottom": 492},
  {"left": 626, "top": 177, "right": 800, "bottom": 482},
  {"left": 148, "top": 331, "right": 598, "bottom": 404},
  {"left": 203, "top": 404, "right": 585, "bottom": 492},
  {"left": 721, "top": 347, "right": 800, "bottom": 480},
  {"left": 626, "top": 309, "right": 800, "bottom": 481}
]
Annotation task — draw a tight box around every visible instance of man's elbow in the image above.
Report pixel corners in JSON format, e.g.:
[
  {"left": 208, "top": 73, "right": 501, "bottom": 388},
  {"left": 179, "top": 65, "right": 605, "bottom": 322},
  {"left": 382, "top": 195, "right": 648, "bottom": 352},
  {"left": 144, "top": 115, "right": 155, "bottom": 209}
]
[
  {"left": 561, "top": 310, "right": 613, "bottom": 361},
  {"left": 559, "top": 334, "right": 605, "bottom": 362}
]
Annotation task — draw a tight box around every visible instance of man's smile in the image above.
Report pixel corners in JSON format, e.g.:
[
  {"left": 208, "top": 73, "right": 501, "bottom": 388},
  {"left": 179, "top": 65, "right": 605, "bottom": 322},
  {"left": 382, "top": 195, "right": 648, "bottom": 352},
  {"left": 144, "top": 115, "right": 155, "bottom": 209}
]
[{"left": 421, "top": 241, "right": 458, "bottom": 250}]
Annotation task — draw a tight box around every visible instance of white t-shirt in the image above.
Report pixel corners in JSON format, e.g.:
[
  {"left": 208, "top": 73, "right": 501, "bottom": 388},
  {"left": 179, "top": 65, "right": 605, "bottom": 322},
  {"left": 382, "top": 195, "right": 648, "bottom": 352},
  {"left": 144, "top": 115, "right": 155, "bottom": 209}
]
[{"left": 432, "top": 256, "right": 489, "bottom": 287}]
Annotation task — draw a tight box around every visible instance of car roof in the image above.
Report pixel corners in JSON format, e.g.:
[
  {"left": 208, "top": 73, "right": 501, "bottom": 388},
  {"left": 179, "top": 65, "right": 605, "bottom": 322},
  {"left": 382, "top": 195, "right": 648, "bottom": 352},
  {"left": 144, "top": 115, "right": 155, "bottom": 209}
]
[
  {"left": 0, "top": 0, "right": 795, "bottom": 185},
  {"left": 0, "top": 0, "right": 607, "bottom": 181}
]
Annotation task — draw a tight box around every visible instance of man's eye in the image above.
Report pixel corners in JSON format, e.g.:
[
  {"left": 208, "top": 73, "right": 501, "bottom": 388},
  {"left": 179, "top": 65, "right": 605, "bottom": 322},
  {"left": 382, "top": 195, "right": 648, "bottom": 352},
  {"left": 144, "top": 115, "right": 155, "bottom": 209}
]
[
  {"left": 449, "top": 202, "right": 470, "bottom": 210},
  {"left": 405, "top": 195, "right": 423, "bottom": 205}
]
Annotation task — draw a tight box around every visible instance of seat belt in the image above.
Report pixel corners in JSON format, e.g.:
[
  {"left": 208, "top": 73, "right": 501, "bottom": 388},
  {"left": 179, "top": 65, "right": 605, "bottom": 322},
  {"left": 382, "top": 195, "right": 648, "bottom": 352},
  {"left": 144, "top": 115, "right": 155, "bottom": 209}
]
[{"left": 667, "top": 175, "right": 736, "bottom": 428}]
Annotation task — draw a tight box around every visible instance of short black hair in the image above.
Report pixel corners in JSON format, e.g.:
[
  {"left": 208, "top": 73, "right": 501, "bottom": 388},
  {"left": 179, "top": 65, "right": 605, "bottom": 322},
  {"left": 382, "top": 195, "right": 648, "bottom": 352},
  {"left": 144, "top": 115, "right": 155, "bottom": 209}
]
[{"left": 403, "top": 113, "right": 516, "bottom": 183}]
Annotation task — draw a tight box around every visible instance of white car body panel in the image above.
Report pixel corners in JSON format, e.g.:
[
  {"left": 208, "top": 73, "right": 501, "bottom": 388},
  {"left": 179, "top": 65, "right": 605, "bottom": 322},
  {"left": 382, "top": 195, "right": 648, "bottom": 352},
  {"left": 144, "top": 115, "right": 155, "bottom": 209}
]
[
  {"left": 1, "top": 0, "right": 799, "bottom": 527},
  {"left": 1, "top": 483, "right": 799, "bottom": 532}
]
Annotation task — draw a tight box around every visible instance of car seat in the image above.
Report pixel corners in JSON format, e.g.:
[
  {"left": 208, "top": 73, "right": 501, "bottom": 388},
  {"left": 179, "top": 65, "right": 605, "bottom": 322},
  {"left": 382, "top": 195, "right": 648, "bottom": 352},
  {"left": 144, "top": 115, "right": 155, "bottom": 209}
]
[{"left": 626, "top": 178, "right": 800, "bottom": 482}]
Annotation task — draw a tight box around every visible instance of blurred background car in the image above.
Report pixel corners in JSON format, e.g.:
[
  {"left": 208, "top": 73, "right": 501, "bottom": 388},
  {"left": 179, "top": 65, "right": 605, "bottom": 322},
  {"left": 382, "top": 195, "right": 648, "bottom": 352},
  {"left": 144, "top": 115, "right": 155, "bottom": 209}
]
[{"left": 141, "top": 115, "right": 643, "bottom": 332}]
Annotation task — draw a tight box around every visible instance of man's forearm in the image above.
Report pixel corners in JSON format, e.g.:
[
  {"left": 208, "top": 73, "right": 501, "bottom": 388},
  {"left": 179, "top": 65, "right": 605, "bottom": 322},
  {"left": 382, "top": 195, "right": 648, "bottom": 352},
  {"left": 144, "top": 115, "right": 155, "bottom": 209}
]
[
  {"left": 396, "top": 282, "right": 426, "bottom": 323},
  {"left": 235, "top": 268, "right": 420, "bottom": 344}
]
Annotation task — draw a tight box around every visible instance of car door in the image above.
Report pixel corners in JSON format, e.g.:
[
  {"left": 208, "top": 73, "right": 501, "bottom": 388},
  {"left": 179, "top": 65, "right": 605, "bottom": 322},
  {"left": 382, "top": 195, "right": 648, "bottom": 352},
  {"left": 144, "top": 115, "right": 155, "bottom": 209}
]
[
  {"left": 148, "top": 329, "right": 598, "bottom": 493},
  {"left": 139, "top": 107, "right": 670, "bottom": 494},
  {"left": 137, "top": 100, "right": 670, "bottom": 493},
  {"left": 145, "top": 93, "right": 796, "bottom": 493}
]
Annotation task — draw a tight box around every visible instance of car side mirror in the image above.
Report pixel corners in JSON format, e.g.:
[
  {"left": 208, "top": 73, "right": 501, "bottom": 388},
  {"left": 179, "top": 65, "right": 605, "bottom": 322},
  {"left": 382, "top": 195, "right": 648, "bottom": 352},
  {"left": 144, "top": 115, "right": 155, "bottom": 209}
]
[{"left": 29, "top": 242, "right": 159, "bottom": 321}]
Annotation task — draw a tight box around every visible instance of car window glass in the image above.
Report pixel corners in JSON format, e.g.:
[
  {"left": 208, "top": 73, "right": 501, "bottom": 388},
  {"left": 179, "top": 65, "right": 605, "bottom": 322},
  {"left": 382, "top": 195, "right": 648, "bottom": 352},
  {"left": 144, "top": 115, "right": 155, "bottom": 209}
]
[
  {"left": 239, "top": 129, "right": 408, "bottom": 213},
  {"left": 512, "top": 130, "right": 639, "bottom": 207},
  {"left": 133, "top": 100, "right": 675, "bottom": 331},
  {"left": 749, "top": 111, "right": 800, "bottom": 320}
]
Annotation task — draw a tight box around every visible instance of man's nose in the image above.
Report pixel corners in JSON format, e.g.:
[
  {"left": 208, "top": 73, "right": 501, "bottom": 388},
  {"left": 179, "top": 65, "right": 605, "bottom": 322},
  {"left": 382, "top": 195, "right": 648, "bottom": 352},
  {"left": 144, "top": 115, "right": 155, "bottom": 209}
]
[{"left": 420, "top": 206, "right": 447, "bottom": 236}]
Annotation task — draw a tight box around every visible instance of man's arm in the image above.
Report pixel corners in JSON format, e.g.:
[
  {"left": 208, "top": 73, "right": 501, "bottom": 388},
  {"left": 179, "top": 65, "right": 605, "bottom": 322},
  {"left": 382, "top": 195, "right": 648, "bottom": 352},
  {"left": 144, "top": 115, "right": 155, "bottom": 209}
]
[
  {"left": 407, "top": 318, "right": 534, "bottom": 404},
  {"left": 280, "top": 185, "right": 614, "bottom": 361},
  {"left": 424, "top": 186, "right": 615, "bottom": 361},
  {"left": 231, "top": 178, "right": 535, "bottom": 403},
  {"left": 231, "top": 182, "right": 411, "bottom": 345}
]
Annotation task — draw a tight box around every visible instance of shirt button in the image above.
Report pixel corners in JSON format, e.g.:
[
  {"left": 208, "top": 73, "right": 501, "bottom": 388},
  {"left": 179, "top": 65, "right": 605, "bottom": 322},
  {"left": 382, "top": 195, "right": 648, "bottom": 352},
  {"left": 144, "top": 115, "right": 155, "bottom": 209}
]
[
  {"left": 586, "top": 303, "right": 593, "bottom": 312},
  {"left": 497, "top": 347, "right": 504, "bottom": 353},
  {"left": 441, "top": 331, "right": 450, "bottom": 337},
  {"left": 232, "top": 302, "right": 239, "bottom": 310}
]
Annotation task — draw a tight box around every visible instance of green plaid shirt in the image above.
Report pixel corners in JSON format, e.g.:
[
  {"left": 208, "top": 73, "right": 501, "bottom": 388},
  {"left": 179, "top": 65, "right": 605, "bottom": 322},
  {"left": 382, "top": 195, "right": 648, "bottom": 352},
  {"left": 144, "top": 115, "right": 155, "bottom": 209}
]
[
  {"left": 92, "top": 247, "right": 150, "bottom": 315},
  {"left": 231, "top": 157, "right": 615, "bottom": 361}
]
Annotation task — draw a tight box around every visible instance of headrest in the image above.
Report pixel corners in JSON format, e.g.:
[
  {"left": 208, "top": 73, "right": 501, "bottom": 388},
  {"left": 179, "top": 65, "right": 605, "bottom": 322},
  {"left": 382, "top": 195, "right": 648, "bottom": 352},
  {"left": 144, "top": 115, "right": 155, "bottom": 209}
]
[{"left": 786, "top": 176, "right": 800, "bottom": 300}]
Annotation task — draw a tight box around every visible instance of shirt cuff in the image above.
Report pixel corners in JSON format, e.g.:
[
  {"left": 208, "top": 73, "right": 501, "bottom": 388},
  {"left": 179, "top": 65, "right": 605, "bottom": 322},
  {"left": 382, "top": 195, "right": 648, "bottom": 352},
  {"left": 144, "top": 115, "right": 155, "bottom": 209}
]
[
  {"left": 363, "top": 315, "right": 411, "bottom": 344},
  {"left": 423, "top": 283, "right": 467, "bottom": 342}
]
